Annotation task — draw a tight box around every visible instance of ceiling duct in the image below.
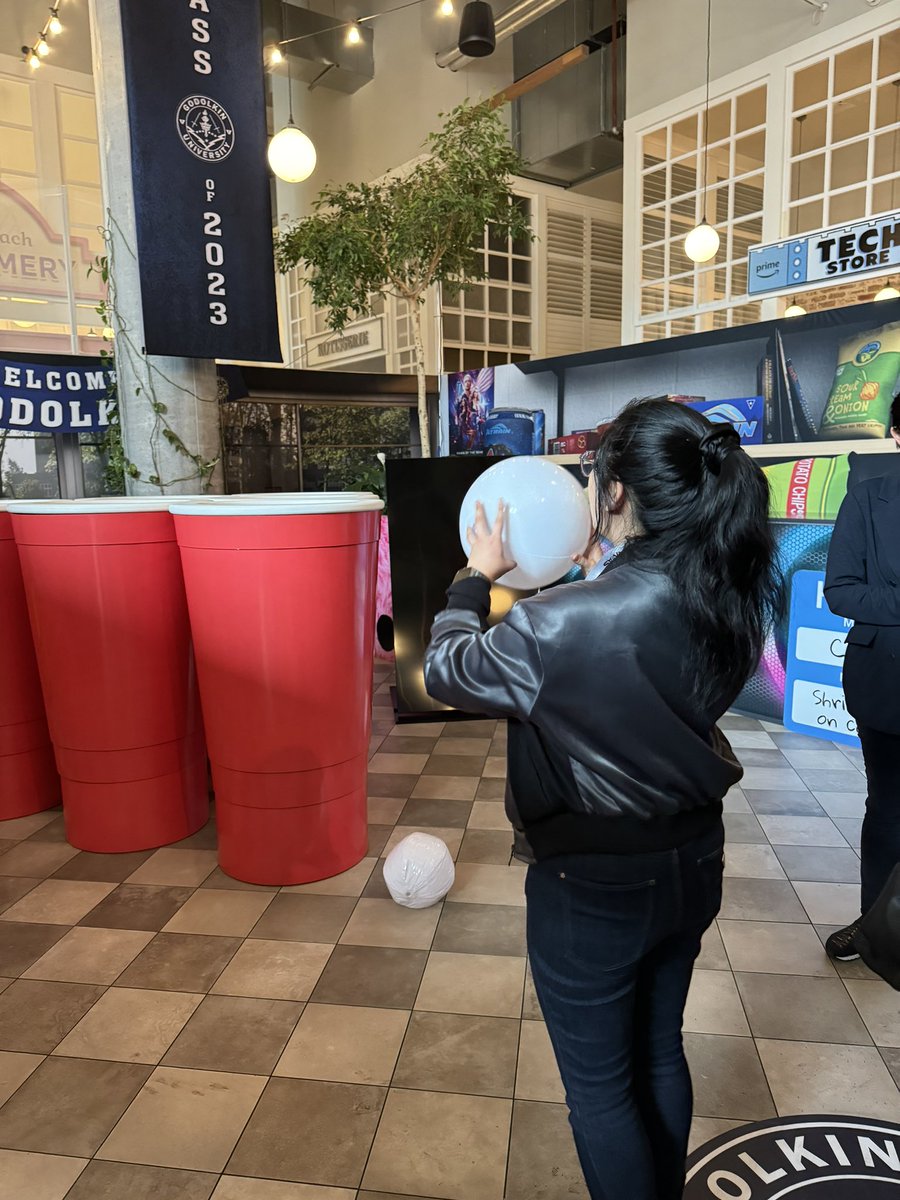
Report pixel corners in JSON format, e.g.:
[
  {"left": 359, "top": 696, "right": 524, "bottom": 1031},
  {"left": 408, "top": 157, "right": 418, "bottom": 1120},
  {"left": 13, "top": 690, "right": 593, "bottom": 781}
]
[
  {"left": 436, "top": 0, "right": 569, "bottom": 71},
  {"left": 512, "top": 0, "right": 625, "bottom": 188},
  {"left": 262, "top": 0, "right": 374, "bottom": 95}
]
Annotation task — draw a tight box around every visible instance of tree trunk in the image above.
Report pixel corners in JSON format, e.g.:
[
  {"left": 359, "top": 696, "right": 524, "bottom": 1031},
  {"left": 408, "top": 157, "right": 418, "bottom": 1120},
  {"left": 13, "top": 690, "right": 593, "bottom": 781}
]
[{"left": 411, "top": 301, "right": 431, "bottom": 458}]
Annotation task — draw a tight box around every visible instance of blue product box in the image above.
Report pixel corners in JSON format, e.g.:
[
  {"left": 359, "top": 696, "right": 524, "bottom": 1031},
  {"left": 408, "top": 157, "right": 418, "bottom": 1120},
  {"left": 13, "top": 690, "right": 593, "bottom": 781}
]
[{"left": 684, "top": 396, "right": 765, "bottom": 445}]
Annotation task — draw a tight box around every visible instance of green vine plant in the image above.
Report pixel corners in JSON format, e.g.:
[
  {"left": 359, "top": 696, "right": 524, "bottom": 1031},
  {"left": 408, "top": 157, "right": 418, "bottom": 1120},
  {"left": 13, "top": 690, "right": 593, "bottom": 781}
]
[{"left": 88, "top": 215, "right": 221, "bottom": 493}]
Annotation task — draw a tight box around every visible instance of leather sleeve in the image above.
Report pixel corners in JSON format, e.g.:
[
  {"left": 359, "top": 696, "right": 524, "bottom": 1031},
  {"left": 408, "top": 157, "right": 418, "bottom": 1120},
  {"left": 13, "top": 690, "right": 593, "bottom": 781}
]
[
  {"left": 424, "top": 584, "right": 545, "bottom": 719},
  {"left": 825, "top": 490, "right": 900, "bottom": 625}
]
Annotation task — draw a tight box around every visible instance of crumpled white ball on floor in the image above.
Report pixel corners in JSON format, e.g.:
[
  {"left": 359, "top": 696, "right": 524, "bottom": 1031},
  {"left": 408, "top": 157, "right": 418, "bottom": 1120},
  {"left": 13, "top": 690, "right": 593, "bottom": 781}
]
[{"left": 383, "top": 832, "right": 455, "bottom": 909}]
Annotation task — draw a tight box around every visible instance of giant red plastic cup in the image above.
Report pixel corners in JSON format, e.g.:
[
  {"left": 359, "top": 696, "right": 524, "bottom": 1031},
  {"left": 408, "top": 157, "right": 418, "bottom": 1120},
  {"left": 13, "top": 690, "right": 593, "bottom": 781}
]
[
  {"left": 171, "top": 494, "right": 384, "bottom": 885},
  {"left": 0, "top": 501, "right": 60, "bottom": 820},
  {"left": 9, "top": 498, "right": 208, "bottom": 852}
]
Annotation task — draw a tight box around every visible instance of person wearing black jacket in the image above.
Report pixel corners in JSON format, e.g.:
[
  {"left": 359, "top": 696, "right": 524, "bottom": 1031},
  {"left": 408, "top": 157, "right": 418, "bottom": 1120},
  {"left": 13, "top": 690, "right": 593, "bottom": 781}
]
[
  {"left": 424, "top": 399, "right": 782, "bottom": 1200},
  {"left": 823, "top": 393, "right": 900, "bottom": 962}
]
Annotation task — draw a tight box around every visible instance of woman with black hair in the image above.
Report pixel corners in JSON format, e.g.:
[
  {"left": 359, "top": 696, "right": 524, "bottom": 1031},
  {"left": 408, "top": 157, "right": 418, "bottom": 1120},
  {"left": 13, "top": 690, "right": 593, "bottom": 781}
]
[{"left": 424, "top": 398, "right": 783, "bottom": 1200}]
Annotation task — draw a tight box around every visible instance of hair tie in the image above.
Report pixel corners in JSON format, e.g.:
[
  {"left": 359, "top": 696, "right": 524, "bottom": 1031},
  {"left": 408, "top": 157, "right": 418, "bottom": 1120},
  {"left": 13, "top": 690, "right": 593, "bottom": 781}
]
[{"left": 698, "top": 425, "right": 741, "bottom": 476}]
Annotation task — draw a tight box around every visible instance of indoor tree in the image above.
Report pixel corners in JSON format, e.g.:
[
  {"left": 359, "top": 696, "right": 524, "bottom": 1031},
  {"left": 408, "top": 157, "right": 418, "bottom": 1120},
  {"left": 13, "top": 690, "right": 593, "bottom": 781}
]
[{"left": 274, "top": 100, "right": 532, "bottom": 455}]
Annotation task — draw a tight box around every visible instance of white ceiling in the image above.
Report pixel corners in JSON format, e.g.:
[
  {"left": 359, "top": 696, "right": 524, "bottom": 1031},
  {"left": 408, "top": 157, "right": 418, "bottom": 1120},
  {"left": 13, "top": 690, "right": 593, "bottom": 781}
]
[{"left": 1, "top": 0, "right": 94, "bottom": 75}]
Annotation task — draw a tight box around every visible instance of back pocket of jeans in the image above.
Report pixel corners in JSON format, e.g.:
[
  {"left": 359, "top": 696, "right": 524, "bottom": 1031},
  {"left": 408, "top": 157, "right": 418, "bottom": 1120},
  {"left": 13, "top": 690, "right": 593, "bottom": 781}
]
[{"left": 558, "top": 874, "right": 657, "bottom": 971}]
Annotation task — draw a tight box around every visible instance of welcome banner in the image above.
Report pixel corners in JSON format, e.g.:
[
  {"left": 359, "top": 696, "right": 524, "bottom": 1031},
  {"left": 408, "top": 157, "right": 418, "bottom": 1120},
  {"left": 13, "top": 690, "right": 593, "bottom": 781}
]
[
  {"left": 119, "top": 0, "right": 282, "bottom": 362},
  {"left": 0, "top": 357, "right": 115, "bottom": 434}
]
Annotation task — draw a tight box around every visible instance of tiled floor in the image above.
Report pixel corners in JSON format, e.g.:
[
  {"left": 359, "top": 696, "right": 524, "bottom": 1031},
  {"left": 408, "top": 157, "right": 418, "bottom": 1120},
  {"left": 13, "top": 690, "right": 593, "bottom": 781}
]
[{"left": 1, "top": 661, "right": 899, "bottom": 1200}]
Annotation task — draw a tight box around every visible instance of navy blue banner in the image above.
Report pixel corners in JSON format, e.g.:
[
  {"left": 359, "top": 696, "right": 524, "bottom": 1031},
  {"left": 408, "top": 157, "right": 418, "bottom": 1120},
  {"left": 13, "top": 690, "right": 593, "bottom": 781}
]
[
  {"left": 119, "top": 0, "right": 282, "bottom": 362},
  {"left": 0, "top": 357, "right": 114, "bottom": 433}
]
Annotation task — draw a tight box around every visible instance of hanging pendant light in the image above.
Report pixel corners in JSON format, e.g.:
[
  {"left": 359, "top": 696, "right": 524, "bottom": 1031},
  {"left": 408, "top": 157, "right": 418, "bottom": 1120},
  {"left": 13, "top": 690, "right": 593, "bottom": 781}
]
[
  {"left": 784, "top": 298, "right": 807, "bottom": 317},
  {"left": 267, "top": 3, "right": 316, "bottom": 183},
  {"left": 685, "top": 0, "right": 719, "bottom": 264},
  {"left": 874, "top": 280, "right": 900, "bottom": 301},
  {"left": 458, "top": 0, "right": 496, "bottom": 57}
]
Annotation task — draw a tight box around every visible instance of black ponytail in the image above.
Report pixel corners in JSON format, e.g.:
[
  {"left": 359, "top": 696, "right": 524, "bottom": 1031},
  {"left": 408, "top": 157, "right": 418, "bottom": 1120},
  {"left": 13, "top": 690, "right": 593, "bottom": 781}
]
[{"left": 592, "top": 398, "right": 785, "bottom": 711}]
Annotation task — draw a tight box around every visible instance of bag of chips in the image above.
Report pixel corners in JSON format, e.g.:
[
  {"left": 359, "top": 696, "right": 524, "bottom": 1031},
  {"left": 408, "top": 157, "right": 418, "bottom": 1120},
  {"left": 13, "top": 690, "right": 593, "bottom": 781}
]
[
  {"left": 763, "top": 455, "right": 850, "bottom": 520},
  {"left": 819, "top": 321, "right": 900, "bottom": 440}
]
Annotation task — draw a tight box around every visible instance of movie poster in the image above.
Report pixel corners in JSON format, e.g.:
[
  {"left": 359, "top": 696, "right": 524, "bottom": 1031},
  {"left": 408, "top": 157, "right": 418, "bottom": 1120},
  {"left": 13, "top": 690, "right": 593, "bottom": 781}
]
[{"left": 449, "top": 368, "right": 494, "bottom": 455}]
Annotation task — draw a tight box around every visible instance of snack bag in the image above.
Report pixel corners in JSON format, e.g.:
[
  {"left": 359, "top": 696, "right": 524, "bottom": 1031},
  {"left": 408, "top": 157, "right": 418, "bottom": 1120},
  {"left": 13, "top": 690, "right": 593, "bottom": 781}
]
[
  {"left": 763, "top": 455, "right": 850, "bottom": 521},
  {"left": 819, "top": 322, "right": 900, "bottom": 440}
]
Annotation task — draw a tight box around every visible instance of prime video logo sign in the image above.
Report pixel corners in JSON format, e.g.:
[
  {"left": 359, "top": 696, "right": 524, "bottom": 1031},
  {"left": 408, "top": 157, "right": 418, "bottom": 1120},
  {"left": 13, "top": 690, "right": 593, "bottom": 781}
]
[{"left": 684, "top": 1116, "right": 900, "bottom": 1197}]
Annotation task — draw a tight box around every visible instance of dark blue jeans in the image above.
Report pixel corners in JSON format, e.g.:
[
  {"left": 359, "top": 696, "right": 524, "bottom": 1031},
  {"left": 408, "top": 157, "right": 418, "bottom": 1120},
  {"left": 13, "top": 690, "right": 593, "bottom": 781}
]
[
  {"left": 859, "top": 725, "right": 900, "bottom": 915},
  {"left": 525, "top": 823, "right": 725, "bottom": 1200}
]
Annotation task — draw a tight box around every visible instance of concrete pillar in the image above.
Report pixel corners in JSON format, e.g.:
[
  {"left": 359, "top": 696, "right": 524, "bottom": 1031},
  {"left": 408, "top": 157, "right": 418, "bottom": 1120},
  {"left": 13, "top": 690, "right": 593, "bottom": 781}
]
[{"left": 87, "top": 0, "right": 224, "bottom": 495}]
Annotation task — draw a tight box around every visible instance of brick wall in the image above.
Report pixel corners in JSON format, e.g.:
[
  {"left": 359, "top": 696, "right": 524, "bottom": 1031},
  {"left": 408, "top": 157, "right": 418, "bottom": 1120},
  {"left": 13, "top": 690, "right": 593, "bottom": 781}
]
[{"left": 785, "top": 277, "right": 897, "bottom": 314}]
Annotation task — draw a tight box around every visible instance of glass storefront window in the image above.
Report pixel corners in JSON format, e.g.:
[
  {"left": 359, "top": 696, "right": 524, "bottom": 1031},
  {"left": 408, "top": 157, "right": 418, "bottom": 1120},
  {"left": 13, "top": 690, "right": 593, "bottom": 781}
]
[{"left": 0, "top": 431, "right": 61, "bottom": 499}]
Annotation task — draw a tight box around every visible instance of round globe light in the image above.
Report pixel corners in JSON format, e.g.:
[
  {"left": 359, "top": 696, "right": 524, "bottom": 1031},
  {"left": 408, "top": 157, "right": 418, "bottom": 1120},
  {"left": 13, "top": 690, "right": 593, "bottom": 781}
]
[
  {"left": 784, "top": 300, "right": 807, "bottom": 318},
  {"left": 684, "top": 220, "right": 720, "bottom": 264},
  {"left": 875, "top": 283, "right": 900, "bottom": 301},
  {"left": 459, "top": 457, "right": 591, "bottom": 591},
  {"left": 267, "top": 122, "right": 317, "bottom": 183}
]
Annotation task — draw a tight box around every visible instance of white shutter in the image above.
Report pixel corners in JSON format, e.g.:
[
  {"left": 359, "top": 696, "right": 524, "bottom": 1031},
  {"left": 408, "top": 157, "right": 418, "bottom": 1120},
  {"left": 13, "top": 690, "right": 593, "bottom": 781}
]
[
  {"left": 589, "top": 216, "right": 623, "bottom": 349},
  {"left": 544, "top": 202, "right": 622, "bottom": 356}
]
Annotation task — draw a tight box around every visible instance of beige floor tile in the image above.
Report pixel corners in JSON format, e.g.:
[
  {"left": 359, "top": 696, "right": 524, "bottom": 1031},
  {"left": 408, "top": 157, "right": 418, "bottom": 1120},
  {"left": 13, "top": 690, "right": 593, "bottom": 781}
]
[
  {"left": 393, "top": 1011, "right": 518, "bottom": 1098},
  {"left": 845, "top": 979, "right": 900, "bottom": 1048},
  {"left": 515, "top": 1019, "right": 564, "bottom": 1102},
  {"left": 433, "top": 737, "right": 491, "bottom": 757},
  {"left": 162, "top": 996, "right": 302, "bottom": 1076},
  {"left": 54, "top": 987, "right": 202, "bottom": 1064},
  {"left": 684, "top": 970, "right": 750, "bottom": 1036},
  {"left": 719, "top": 878, "right": 807, "bottom": 922},
  {"left": 0, "top": 980, "right": 106, "bottom": 1054},
  {"left": 482, "top": 757, "right": 506, "bottom": 779},
  {"left": 466, "top": 802, "right": 509, "bottom": 831},
  {"left": 794, "top": 881, "right": 861, "bottom": 926},
  {"left": 366, "top": 798, "right": 406, "bottom": 824},
  {"left": 735, "top": 972, "right": 870, "bottom": 1044},
  {"left": 23, "top": 928, "right": 153, "bottom": 984},
  {"left": 214, "top": 1182, "right": 354, "bottom": 1200},
  {"left": 688, "top": 1117, "right": 744, "bottom": 1154},
  {"left": 63, "top": 1161, "right": 218, "bottom": 1200},
  {"left": 816, "top": 791, "right": 867, "bottom": 819},
  {"left": 757, "top": 815, "right": 847, "bottom": 848},
  {"left": 411, "top": 776, "right": 480, "bottom": 801},
  {"left": 685, "top": 1033, "right": 776, "bottom": 1120},
  {"left": 505, "top": 1100, "right": 587, "bottom": 1200},
  {"left": 0, "top": 842, "right": 79, "bottom": 879},
  {"left": 723, "top": 845, "right": 786, "bottom": 880},
  {"left": 126, "top": 849, "right": 218, "bottom": 888},
  {"left": 0, "top": 1149, "right": 87, "bottom": 1200},
  {"left": 339, "top": 898, "right": 441, "bottom": 950},
  {"left": 275, "top": 1004, "right": 408, "bottom": 1084},
  {"left": 383, "top": 827, "right": 464, "bottom": 860},
  {"left": 369, "top": 753, "right": 429, "bottom": 775},
  {"left": 447, "top": 863, "right": 525, "bottom": 907},
  {"left": 391, "top": 722, "right": 446, "bottom": 738},
  {"left": 416, "top": 951, "right": 525, "bottom": 1018},
  {"left": 363, "top": 1088, "right": 511, "bottom": 1200},
  {"left": 0, "top": 1050, "right": 43, "bottom": 1106},
  {"left": 211, "top": 939, "right": 332, "bottom": 1001},
  {"left": 756, "top": 1039, "right": 900, "bottom": 1119},
  {"left": 0, "top": 880, "right": 115, "bottom": 925},
  {"left": 696, "top": 923, "right": 729, "bottom": 971},
  {"left": 281, "top": 858, "right": 377, "bottom": 897},
  {"left": 228, "top": 1077, "right": 385, "bottom": 1188},
  {"left": 726, "top": 731, "right": 777, "bottom": 750},
  {"left": 0, "top": 811, "right": 60, "bottom": 840},
  {"left": 162, "top": 890, "right": 274, "bottom": 937},
  {"left": 98, "top": 1067, "right": 266, "bottom": 1172},
  {"left": 718, "top": 920, "right": 834, "bottom": 977}
]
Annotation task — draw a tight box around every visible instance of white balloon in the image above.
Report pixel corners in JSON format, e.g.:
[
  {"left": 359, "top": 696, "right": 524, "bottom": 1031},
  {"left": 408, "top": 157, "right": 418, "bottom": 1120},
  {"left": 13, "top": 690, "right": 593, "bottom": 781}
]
[
  {"left": 383, "top": 833, "right": 456, "bottom": 909},
  {"left": 459, "top": 457, "right": 591, "bottom": 590}
]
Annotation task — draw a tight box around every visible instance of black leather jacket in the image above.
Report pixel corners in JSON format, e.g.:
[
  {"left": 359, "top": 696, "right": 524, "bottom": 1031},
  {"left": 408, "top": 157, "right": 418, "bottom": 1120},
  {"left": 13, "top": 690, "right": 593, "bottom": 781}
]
[{"left": 424, "top": 553, "right": 741, "bottom": 862}]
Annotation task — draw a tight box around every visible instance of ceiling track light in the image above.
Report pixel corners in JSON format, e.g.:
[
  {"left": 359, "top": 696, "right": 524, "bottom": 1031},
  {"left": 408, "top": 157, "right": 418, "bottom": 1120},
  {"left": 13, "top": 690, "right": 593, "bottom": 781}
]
[
  {"left": 346, "top": 22, "right": 362, "bottom": 45},
  {"left": 48, "top": 8, "right": 62, "bottom": 35},
  {"left": 23, "top": 44, "right": 41, "bottom": 68}
]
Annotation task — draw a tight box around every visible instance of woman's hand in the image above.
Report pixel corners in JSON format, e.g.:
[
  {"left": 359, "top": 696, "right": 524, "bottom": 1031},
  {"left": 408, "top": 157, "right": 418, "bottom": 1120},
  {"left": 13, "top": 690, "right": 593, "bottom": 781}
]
[
  {"left": 572, "top": 539, "right": 603, "bottom": 576},
  {"left": 466, "top": 500, "right": 517, "bottom": 583}
]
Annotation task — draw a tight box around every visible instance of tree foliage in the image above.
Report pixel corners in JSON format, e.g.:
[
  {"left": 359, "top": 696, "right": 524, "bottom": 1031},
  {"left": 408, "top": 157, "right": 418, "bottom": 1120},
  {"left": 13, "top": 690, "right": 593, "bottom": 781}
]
[{"left": 273, "top": 101, "right": 532, "bottom": 455}]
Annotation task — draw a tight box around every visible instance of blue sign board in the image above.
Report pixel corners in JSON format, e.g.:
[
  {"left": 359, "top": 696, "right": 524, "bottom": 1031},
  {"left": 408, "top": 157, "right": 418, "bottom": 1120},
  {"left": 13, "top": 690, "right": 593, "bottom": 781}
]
[
  {"left": 783, "top": 570, "right": 860, "bottom": 747},
  {"left": 683, "top": 396, "right": 764, "bottom": 445},
  {"left": 0, "top": 357, "right": 114, "bottom": 433},
  {"left": 749, "top": 210, "right": 900, "bottom": 297}
]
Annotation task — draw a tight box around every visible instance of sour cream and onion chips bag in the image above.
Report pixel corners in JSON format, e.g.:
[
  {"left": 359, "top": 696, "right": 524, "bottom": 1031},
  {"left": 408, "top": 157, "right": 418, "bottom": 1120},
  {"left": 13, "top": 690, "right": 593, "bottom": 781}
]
[{"left": 819, "top": 321, "right": 900, "bottom": 440}]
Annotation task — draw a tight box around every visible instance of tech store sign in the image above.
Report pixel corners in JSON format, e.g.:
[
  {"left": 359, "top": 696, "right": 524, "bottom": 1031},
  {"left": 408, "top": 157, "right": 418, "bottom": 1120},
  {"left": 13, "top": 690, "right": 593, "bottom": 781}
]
[
  {"left": 685, "top": 1116, "right": 900, "bottom": 1197},
  {"left": 748, "top": 211, "right": 900, "bottom": 297}
]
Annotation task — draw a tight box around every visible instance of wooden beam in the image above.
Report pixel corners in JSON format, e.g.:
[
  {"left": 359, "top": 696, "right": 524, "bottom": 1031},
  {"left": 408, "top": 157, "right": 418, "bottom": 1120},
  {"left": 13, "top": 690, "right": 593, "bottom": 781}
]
[{"left": 488, "top": 44, "right": 590, "bottom": 109}]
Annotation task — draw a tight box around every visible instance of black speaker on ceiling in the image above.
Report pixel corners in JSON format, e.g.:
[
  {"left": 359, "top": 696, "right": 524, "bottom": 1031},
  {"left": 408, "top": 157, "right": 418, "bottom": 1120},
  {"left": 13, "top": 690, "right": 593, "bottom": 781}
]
[{"left": 458, "top": 0, "right": 496, "bottom": 57}]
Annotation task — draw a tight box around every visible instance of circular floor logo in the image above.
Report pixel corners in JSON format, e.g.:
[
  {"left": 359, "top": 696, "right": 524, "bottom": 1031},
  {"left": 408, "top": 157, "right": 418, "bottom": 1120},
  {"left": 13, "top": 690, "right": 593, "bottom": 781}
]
[
  {"left": 175, "top": 95, "right": 235, "bottom": 162},
  {"left": 685, "top": 1116, "right": 900, "bottom": 1197}
]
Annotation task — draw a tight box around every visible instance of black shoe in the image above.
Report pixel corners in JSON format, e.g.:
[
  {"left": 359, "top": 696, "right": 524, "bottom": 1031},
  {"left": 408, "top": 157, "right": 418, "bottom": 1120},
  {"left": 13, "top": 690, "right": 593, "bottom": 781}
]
[{"left": 825, "top": 920, "right": 862, "bottom": 962}]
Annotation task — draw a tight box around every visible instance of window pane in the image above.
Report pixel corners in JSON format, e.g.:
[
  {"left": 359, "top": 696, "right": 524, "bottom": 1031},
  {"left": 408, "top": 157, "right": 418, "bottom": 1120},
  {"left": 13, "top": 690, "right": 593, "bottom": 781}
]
[
  {"left": 511, "top": 259, "right": 530, "bottom": 285},
  {"left": 442, "top": 312, "right": 460, "bottom": 340},
  {"left": 671, "top": 115, "right": 698, "bottom": 156},
  {"left": 642, "top": 167, "right": 667, "bottom": 207},
  {"left": 873, "top": 130, "right": 899, "bottom": 179},
  {"left": 641, "top": 322, "right": 668, "bottom": 342},
  {"left": 464, "top": 315, "right": 484, "bottom": 342},
  {"left": 793, "top": 108, "right": 827, "bottom": 154},
  {"left": 670, "top": 158, "right": 698, "bottom": 198},
  {"left": 511, "top": 321, "right": 530, "bottom": 349},
  {"left": 641, "top": 285, "right": 666, "bottom": 316},
  {"left": 511, "top": 290, "right": 530, "bottom": 317},
  {"left": 832, "top": 92, "right": 871, "bottom": 143},
  {"left": 831, "top": 139, "right": 869, "bottom": 190},
  {"left": 487, "top": 255, "right": 508, "bottom": 281},
  {"left": 732, "top": 173, "right": 764, "bottom": 217},
  {"left": 878, "top": 28, "right": 900, "bottom": 79},
  {"left": 829, "top": 187, "right": 867, "bottom": 224},
  {"left": 642, "top": 206, "right": 667, "bottom": 245},
  {"left": 735, "top": 87, "right": 766, "bottom": 133},
  {"left": 834, "top": 41, "right": 873, "bottom": 97},
  {"left": 789, "top": 198, "right": 824, "bottom": 235},
  {"left": 794, "top": 61, "right": 829, "bottom": 110},
  {"left": 734, "top": 130, "right": 765, "bottom": 174},
  {"left": 791, "top": 152, "right": 825, "bottom": 200},
  {"left": 463, "top": 283, "right": 485, "bottom": 311},
  {"left": 873, "top": 179, "right": 900, "bottom": 212},
  {"left": 0, "top": 433, "right": 60, "bottom": 499},
  {"left": 643, "top": 127, "right": 668, "bottom": 170},
  {"left": 488, "top": 287, "right": 508, "bottom": 314},
  {"left": 488, "top": 317, "right": 508, "bottom": 343},
  {"left": 876, "top": 79, "right": 900, "bottom": 128},
  {"left": 704, "top": 100, "right": 731, "bottom": 144},
  {"left": 642, "top": 244, "right": 666, "bottom": 281}
]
